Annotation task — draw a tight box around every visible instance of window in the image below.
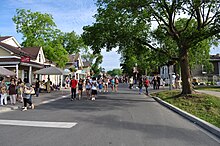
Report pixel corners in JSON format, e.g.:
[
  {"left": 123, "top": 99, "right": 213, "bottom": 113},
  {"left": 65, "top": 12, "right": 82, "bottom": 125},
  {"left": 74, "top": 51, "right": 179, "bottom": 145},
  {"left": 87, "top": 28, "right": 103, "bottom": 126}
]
[{"left": 39, "top": 54, "right": 41, "bottom": 62}]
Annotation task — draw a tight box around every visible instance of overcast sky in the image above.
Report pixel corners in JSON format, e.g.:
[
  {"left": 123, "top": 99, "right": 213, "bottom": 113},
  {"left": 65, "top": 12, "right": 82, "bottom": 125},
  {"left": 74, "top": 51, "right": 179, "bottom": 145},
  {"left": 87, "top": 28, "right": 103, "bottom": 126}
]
[
  {"left": 0, "top": 0, "right": 219, "bottom": 71},
  {"left": 0, "top": 0, "right": 121, "bottom": 71}
]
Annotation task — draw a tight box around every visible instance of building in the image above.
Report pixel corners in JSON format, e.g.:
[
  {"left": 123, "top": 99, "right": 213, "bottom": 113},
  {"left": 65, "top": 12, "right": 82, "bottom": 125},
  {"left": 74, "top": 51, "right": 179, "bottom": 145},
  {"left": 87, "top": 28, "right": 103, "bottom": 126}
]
[
  {"left": 160, "top": 54, "right": 220, "bottom": 83},
  {"left": 0, "top": 36, "right": 45, "bottom": 84},
  {"left": 65, "top": 53, "right": 89, "bottom": 79}
]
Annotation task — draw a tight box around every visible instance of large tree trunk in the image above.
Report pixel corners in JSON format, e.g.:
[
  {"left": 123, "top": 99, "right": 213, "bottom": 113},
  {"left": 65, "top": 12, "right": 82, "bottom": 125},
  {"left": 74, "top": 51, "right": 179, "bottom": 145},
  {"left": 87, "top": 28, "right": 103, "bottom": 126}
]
[{"left": 179, "top": 48, "right": 193, "bottom": 94}]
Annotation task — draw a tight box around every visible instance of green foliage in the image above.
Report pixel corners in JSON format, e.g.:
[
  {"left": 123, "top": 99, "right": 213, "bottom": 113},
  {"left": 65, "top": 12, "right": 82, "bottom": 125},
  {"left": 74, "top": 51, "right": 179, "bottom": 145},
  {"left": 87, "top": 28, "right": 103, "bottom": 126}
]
[
  {"left": 91, "top": 53, "right": 103, "bottom": 75},
  {"left": 107, "top": 68, "right": 122, "bottom": 77},
  {"left": 83, "top": 1, "right": 220, "bottom": 94},
  {"left": 12, "top": 9, "right": 56, "bottom": 47},
  {"left": 12, "top": 9, "right": 85, "bottom": 68},
  {"left": 62, "top": 31, "right": 86, "bottom": 54}
]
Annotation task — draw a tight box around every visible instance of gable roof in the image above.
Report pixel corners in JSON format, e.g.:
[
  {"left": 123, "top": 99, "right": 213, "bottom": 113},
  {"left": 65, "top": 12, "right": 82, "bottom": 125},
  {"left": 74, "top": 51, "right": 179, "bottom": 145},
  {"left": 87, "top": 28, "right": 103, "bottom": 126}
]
[
  {"left": 0, "top": 36, "right": 12, "bottom": 42},
  {"left": 68, "top": 53, "right": 79, "bottom": 62},
  {"left": 0, "top": 42, "right": 29, "bottom": 57},
  {"left": 22, "top": 47, "right": 41, "bottom": 59},
  {"left": 83, "top": 61, "right": 91, "bottom": 67}
]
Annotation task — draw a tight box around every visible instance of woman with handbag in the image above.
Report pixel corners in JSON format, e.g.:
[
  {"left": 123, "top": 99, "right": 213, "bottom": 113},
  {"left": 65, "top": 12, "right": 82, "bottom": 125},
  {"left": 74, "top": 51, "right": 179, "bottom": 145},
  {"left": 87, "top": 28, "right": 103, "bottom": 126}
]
[{"left": 22, "top": 78, "right": 35, "bottom": 111}]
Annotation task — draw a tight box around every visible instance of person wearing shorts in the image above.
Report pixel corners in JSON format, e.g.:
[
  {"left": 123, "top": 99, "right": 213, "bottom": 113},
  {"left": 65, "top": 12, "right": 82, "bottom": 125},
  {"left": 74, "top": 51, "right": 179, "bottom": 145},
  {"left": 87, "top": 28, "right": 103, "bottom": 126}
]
[
  {"left": 85, "top": 79, "right": 91, "bottom": 99},
  {"left": 91, "top": 77, "right": 97, "bottom": 100}
]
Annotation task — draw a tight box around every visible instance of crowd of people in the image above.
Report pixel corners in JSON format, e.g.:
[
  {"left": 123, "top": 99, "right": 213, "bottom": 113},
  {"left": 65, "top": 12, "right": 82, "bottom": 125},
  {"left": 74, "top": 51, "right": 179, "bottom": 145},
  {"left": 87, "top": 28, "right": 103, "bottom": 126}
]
[
  {"left": 0, "top": 77, "right": 37, "bottom": 111},
  {"left": 69, "top": 75, "right": 120, "bottom": 101},
  {"left": 126, "top": 74, "right": 182, "bottom": 96}
]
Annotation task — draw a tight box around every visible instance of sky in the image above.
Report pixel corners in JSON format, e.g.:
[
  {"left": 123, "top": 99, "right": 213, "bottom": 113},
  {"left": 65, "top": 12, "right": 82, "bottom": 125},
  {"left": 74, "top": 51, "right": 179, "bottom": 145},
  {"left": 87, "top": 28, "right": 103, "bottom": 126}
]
[
  {"left": 0, "top": 0, "right": 121, "bottom": 71},
  {"left": 0, "top": 0, "right": 219, "bottom": 71}
]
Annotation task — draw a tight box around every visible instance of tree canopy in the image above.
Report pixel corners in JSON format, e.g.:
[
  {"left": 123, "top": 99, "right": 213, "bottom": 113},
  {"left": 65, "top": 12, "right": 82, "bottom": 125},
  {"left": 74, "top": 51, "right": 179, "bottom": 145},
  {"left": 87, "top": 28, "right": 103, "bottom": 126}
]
[
  {"left": 13, "top": 9, "right": 85, "bottom": 68},
  {"left": 83, "top": 0, "right": 220, "bottom": 94},
  {"left": 107, "top": 68, "right": 123, "bottom": 77}
]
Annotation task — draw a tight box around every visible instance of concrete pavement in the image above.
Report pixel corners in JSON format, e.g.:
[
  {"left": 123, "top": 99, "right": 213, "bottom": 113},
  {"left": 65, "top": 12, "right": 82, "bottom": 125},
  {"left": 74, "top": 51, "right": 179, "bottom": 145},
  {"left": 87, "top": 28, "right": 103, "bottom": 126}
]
[
  {"left": 195, "top": 90, "right": 220, "bottom": 99},
  {"left": 0, "top": 88, "right": 70, "bottom": 113},
  {"left": 0, "top": 84, "right": 219, "bottom": 144},
  {"left": 148, "top": 87, "right": 220, "bottom": 138},
  {"left": 0, "top": 84, "right": 219, "bottom": 146}
]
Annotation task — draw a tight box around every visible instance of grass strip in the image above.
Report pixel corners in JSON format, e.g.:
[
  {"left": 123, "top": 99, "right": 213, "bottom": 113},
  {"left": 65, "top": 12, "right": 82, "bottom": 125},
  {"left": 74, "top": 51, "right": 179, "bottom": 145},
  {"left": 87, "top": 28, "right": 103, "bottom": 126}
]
[{"left": 152, "top": 90, "right": 220, "bottom": 128}]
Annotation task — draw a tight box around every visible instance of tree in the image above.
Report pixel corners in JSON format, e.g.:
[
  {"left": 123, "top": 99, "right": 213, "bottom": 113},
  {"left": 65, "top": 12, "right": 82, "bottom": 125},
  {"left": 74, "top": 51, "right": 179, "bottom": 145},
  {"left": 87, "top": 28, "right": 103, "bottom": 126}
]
[
  {"left": 107, "top": 68, "right": 122, "bottom": 77},
  {"left": 12, "top": 9, "right": 69, "bottom": 68},
  {"left": 62, "top": 31, "right": 86, "bottom": 54},
  {"left": 83, "top": 0, "right": 220, "bottom": 94},
  {"left": 91, "top": 53, "right": 103, "bottom": 75}
]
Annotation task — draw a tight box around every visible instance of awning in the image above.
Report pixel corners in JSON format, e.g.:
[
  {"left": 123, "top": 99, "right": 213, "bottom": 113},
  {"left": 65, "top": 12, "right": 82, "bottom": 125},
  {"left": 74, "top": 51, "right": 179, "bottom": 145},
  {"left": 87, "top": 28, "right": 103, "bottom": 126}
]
[
  {"left": 0, "top": 66, "right": 16, "bottom": 76},
  {"left": 34, "top": 66, "right": 66, "bottom": 75}
]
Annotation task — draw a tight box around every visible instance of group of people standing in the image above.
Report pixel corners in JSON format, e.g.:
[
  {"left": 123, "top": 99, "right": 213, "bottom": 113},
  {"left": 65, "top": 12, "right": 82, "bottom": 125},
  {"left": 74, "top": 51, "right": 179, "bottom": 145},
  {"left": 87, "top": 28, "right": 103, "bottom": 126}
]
[
  {"left": 69, "top": 76, "right": 120, "bottom": 101},
  {"left": 0, "top": 77, "right": 38, "bottom": 111}
]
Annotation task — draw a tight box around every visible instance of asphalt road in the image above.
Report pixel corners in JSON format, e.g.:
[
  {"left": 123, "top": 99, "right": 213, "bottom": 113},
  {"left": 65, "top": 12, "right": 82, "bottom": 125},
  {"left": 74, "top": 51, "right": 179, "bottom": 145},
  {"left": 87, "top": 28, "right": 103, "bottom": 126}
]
[{"left": 0, "top": 84, "right": 219, "bottom": 146}]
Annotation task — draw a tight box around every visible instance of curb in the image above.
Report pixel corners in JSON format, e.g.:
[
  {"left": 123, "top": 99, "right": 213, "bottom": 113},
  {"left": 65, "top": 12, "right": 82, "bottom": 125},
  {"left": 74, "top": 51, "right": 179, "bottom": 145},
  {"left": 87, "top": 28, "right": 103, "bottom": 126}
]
[{"left": 152, "top": 96, "right": 220, "bottom": 138}]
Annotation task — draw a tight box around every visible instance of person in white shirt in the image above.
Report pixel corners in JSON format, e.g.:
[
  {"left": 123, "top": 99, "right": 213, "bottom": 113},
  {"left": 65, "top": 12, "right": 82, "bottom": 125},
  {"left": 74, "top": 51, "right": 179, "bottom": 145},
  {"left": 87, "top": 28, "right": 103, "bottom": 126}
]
[{"left": 91, "top": 77, "right": 98, "bottom": 100}]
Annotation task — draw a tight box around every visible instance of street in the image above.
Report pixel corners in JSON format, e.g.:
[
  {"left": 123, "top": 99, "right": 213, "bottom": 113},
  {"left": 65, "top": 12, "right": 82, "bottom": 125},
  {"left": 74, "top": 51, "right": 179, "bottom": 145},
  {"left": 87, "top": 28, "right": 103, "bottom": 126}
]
[{"left": 0, "top": 84, "right": 219, "bottom": 146}]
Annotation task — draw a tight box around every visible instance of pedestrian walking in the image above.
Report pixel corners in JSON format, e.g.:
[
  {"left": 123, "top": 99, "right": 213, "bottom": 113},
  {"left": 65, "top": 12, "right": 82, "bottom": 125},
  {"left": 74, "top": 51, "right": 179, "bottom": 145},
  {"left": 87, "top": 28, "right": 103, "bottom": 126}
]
[
  {"left": 91, "top": 77, "right": 98, "bottom": 100},
  {"left": 157, "top": 75, "right": 161, "bottom": 89},
  {"left": 46, "top": 78, "right": 51, "bottom": 93},
  {"left": 129, "top": 77, "right": 134, "bottom": 89},
  {"left": 22, "top": 79, "right": 35, "bottom": 111},
  {"left": 78, "top": 78, "right": 83, "bottom": 100},
  {"left": 175, "top": 74, "right": 181, "bottom": 89},
  {"left": 85, "top": 79, "right": 91, "bottom": 99},
  {"left": 8, "top": 78, "right": 17, "bottom": 105},
  {"left": 152, "top": 75, "right": 157, "bottom": 90},
  {"left": 110, "top": 77, "right": 115, "bottom": 91},
  {"left": 104, "top": 77, "right": 109, "bottom": 92},
  {"left": 0, "top": 79, "right": 8, "bottom": 106},
  {"left": 115, "top": 77, "right": 119, "bottom": 92},
  {"left": 98, "top": 78, "right": 103, "bottom": 92},
  {"left": 138, "top": 77, "right": 143, "bottom": 94},
  {"left": 144, "top": 77, "right": 150, "bottom": 96},
  {"left": 17, "top": 78, "right": 24, "bottom": 103},
  {"left": 70, "top": 75, "right": 78, "bottom": 100},
  {"left": 35, "top": 78, "right": 40, "bottom": 97}
]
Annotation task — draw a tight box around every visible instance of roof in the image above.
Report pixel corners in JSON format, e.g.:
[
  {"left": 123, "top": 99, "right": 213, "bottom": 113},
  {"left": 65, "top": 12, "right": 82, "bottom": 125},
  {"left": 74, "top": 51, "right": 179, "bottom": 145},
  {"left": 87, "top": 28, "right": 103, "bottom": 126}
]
[
  {"left": 0, "top": 66, "right": 16, "bottom": 76},
  {"left": 210, "top": 54, "right": 220, "bottom": 59},
  {"left": 22, "top": 47, "right": 41, "bottom": 59},
  {"left": 83, "top": 61, "right": 91, "bottom": 67},
  {"left": 0, "top": 36, "right": 12, "bottom": 42},
  {"left": 0, "top": 42, "right": 29, "bottom": 57},
  {"left": 34, "top": 66, "right": 65, "bottom": 75},
  {"left": 68, "top": 53, "right": 79, "bottom": 62}
]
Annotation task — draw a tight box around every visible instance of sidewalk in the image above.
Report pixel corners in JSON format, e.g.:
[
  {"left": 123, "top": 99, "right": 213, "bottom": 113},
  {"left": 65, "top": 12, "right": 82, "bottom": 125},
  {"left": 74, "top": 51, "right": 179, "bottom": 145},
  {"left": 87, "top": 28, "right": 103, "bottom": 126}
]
[
  {"left": 0, "top": 88, "right": 70, "bottom": 113},
  {"left": 195, "top": 90, "right": 220, "bottom": 99}
]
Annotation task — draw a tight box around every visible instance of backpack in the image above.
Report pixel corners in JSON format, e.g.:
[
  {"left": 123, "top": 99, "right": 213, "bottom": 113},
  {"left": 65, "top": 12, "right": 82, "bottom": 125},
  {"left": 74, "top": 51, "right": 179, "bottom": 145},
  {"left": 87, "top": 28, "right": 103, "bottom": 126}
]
[
  {"left": 115, "top": 79, "right": 119, "bottom": 84},
  {"left": 145, "top": 79, "right": 150, "bottom": 87}
]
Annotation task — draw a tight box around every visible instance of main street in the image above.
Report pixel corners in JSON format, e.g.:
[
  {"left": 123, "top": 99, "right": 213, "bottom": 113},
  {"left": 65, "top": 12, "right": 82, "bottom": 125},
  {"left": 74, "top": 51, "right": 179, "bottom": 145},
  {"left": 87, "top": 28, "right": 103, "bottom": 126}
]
[{"left": 0, "top": 84, "right": 219, "bottom": 146}]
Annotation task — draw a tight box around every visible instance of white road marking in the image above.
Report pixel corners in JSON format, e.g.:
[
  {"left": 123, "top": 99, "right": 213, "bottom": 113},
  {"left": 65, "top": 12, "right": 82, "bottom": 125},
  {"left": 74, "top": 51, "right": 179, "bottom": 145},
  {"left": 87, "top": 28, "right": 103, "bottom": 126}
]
[
  {"left": 0, "top": 119, "right": 77, "bottom": 128},
  {"left": 40, "top": 95, "right": 69, "bottom": 105}
]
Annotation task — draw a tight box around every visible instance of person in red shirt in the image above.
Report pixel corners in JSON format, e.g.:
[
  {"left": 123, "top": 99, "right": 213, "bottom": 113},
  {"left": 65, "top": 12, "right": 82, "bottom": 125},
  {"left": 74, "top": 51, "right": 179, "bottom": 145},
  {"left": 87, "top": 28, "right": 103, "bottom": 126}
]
[
  {"left": 70, "top": 75, "right": 78, "bottom": 100},
  {"left": 144, "top": 77, "right": 150, "bottom": 96}
]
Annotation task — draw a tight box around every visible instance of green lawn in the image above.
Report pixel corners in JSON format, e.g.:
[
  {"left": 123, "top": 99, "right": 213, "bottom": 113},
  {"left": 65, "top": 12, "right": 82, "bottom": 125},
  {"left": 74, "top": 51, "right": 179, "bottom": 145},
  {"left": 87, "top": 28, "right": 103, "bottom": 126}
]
[
  {"left": 151, "top": 90, "right": 220, "bottom": 128},
  {"left": 194, "top": 86, "right": 220, "bottom": 92}
]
